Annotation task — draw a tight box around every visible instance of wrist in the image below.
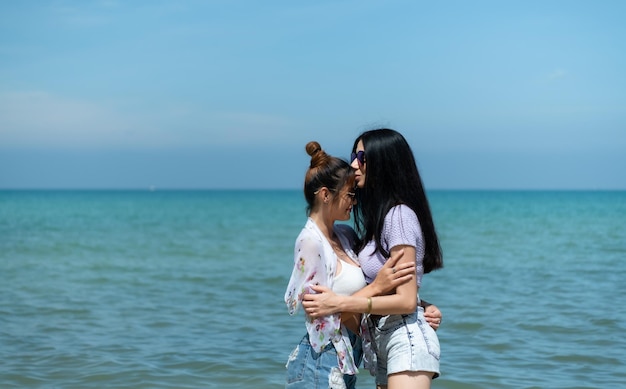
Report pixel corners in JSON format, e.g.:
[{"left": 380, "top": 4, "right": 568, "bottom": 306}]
[
  {"left": 336, "top": 295, "right": 347, "bottom": 313},
  {"left": 368, "top": 281, "right": 383, "bottom": 297}
]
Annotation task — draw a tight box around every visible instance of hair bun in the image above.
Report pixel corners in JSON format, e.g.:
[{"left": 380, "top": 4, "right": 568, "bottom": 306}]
[
  {"left": 305, "top": 141, "right": 322, "bottom": 157},
  {"left": 305, "top": 141, "right": 327, "bottom": 169}
]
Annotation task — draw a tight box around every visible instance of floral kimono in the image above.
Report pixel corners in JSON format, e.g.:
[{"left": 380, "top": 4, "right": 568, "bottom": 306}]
[{"left": 284, "top": 218, "right": 359, "bottom": 375}]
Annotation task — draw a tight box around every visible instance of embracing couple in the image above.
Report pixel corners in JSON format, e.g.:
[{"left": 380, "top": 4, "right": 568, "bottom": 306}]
[{"left": 285, "top": 128, "right": 444, "bottom": 389}]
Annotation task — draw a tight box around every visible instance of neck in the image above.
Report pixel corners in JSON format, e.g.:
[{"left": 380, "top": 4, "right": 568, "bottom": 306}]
[{"left": 309, "top": 211, "right": 334, "bottom": 241}]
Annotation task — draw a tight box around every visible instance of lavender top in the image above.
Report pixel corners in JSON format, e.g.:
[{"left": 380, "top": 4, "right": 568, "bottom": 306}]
[{"left": 359, "top": 204, "right": 425, "bottom": 286}]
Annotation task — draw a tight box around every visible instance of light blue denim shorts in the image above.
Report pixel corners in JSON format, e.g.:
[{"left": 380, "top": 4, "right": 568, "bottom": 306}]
[
  {"left": 367, "top": 306, "right": 440, "bottom": 386},
  {"left": 285, "top": 330, "right": 362, "bottom": 389}
]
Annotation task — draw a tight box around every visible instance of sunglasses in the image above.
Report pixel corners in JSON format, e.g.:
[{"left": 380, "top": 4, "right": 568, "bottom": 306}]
[{"left": 351, "top": 151, "right": 366, "bottom": 165}]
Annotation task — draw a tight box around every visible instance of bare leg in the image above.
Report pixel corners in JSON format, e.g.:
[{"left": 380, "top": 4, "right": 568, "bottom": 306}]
[{"left": 384, "top": 371, "right": 434, "bottom": 389}]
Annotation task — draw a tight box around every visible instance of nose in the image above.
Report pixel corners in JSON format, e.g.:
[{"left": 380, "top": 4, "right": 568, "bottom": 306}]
[{"left": 350, "top": 158, "right": 359, "bottom": 170}]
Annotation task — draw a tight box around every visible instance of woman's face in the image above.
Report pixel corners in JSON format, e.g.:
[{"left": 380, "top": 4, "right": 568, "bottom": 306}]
[
  {"left": 351, "top": 140, "right": 366, "bottom": 189},
  {"left": 331, "top": 184, "right": 356, "bottom": 221}
]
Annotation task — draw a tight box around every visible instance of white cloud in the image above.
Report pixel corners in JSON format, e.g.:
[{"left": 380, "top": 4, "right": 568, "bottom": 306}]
[
  {"left": 0, "top": 91, "right": 299, "bottom": 149},
  {"left": 0, "top": 91, "right": 148, "bottom": 147},
  {"left": 548, "top": 68, "right": 567, "bottom": 80},
  {"left": 48, "top": 4, "right": 112, "bottom": 27},
  {"left": 205, "top": 111, "right": 297, "bottom": 143}
]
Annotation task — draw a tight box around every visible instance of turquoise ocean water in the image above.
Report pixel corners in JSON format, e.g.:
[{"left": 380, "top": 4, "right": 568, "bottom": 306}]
[{"left": 1, "top": 190, "right": 625, "bottom": 388}]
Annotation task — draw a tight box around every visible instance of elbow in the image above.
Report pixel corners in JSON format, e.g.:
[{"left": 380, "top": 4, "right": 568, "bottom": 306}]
[{"left": 399, "top": 296, "right": 418, "bottom": 314}]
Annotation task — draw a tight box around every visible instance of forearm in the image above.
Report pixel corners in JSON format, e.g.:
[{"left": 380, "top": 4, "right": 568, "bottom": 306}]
[
  {"left": 345, "top": 245, "right": 417, "bottom": 315},
  {"left": 349, "top": 281, "right": 385, "bottom": 299},
  {"left": 336, "top": 292, "right": 417, "bottom": 316}
]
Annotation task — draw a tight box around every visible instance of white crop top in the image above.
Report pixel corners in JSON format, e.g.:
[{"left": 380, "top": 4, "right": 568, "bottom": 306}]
[{"left": 333, "top": 259, "right": 367, "bottom": 296}]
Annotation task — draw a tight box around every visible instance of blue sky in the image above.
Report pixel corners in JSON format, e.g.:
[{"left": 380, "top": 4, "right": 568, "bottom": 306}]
[{"left": 1, "top": 0, "right": 624, "bottom": 189}]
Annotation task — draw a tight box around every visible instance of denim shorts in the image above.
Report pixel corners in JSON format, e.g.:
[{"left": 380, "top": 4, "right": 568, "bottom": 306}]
[
  {"left": 285, "top": 330, "right": 362, "bottom": 389},
  {"left": 367, "top": 307, "right": 440, "bottom": 386}
]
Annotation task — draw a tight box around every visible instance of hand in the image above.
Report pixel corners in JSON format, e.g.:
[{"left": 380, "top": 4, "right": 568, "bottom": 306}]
[
  {"left": 370, "top": 249, "right": 415, "bottom": 295},
  {"left": 302, "top": 285, "right": 342, "bottom": 318},
  {"left": 424, "top": 304, "right": 442, "bottom": 331}
]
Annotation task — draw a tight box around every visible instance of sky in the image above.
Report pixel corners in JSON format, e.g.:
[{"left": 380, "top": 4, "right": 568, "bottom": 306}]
[{"left": 1, "top": 0, "right": 625, "bottom": 190}]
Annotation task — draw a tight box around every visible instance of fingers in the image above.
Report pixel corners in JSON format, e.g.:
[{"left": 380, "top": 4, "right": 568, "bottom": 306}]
[
  {"left": 393, "top": 261, "right": 415, "bottom": 274},
  {"left": 424, "top": 304, "right": 441, "bottom": 318},
  {"left": 308, "top": 284, "right": 330, "bottom": 293},
  {"left": 302, "top": 285, "right": 331, "bottom": 305},
  {"left": 383, "top": 249, "right": 405, "bottom": 269},
  {"left": 382, "top": 261, "right": 415, "bottom": 291},
  {"left": 390, "top": 262, "right": 415, "bottom": 280},
  {"left": 390, "top": 272, "right": 413, "bottom": 287},
  {"left": 383, "top": 250, "right": 415, "bottom": 278},
  {"left": 301, "top": 287, "right": 330, "bottom": 318},
  {"left": 424, "top": 306, "right": 442, "bottom": 331},
  {"left": 425, "top": 316, "right": 442, "bottom": 331},
  {"left": 301, "top": 299, "right": 317, "bottom": 317},
  {"left": 303, "top": 301, "right": 325, "bottom": 319}
]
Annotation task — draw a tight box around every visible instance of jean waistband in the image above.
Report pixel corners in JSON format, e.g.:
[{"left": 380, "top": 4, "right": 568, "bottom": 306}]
[{"left": 368, "top": 309, "right": 421, "bottom": 326}]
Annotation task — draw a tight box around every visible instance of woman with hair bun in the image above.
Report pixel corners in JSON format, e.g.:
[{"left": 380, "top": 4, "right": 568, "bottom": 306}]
[{"left": 285, "top": 141, "right": 438, "bottom": 389}]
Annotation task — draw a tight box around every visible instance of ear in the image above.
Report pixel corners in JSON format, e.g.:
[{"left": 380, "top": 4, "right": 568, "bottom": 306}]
[{"left": 317, "top": 187, "right": 331, "bottom": 203}]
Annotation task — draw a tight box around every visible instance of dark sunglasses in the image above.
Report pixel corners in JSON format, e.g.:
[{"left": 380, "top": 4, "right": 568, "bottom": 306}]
[{"left": 351, "top": 151, "right": 366, "bottom": 165}]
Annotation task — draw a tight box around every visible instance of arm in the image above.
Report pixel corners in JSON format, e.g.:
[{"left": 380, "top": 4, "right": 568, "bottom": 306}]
[
  {"left": 339, "top": 298, "right": 442, "bottom": 332},
  {"left": 305, "top": 261, "right": 444, "bottom": 330},
  {"left": 305, "top": 207, "right": 443, "bottom": 325},
  {"left": 339, "top": 249, "right": 416, "bottom": 332},
  {"left": 316, "top": 293, "right": 443, "bottom": 331},
  {"left": 354, "top": 248, "right": 415, "bottom": 298},
  {"left": 303, "top": 244, "right": 418, "bottom": 316},
  {"left": 341, "top": 229, "right": 415, "bottom": 333},
  {"left": 335, "top": 224, "right": 414, "bottom": 297}
]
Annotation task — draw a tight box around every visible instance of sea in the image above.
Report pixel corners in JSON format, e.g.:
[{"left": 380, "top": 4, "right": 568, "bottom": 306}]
[{"left": 1, "top": 190, "right": 625, "bottom": 389}]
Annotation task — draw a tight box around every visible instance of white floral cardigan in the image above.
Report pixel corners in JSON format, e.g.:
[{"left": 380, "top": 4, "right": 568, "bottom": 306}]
[{"left": 284, "top": 218, "right": 360, "bottom": 375}]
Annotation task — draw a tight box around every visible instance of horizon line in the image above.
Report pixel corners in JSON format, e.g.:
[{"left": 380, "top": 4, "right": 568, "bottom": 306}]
[{"left": 1, "top": 187, "right": 625, "bottom": 192}]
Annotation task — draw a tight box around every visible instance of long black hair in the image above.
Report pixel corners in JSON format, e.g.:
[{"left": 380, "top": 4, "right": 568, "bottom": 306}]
[{"left": 352, "top": 128, "right": 443, "bottom": 273}]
